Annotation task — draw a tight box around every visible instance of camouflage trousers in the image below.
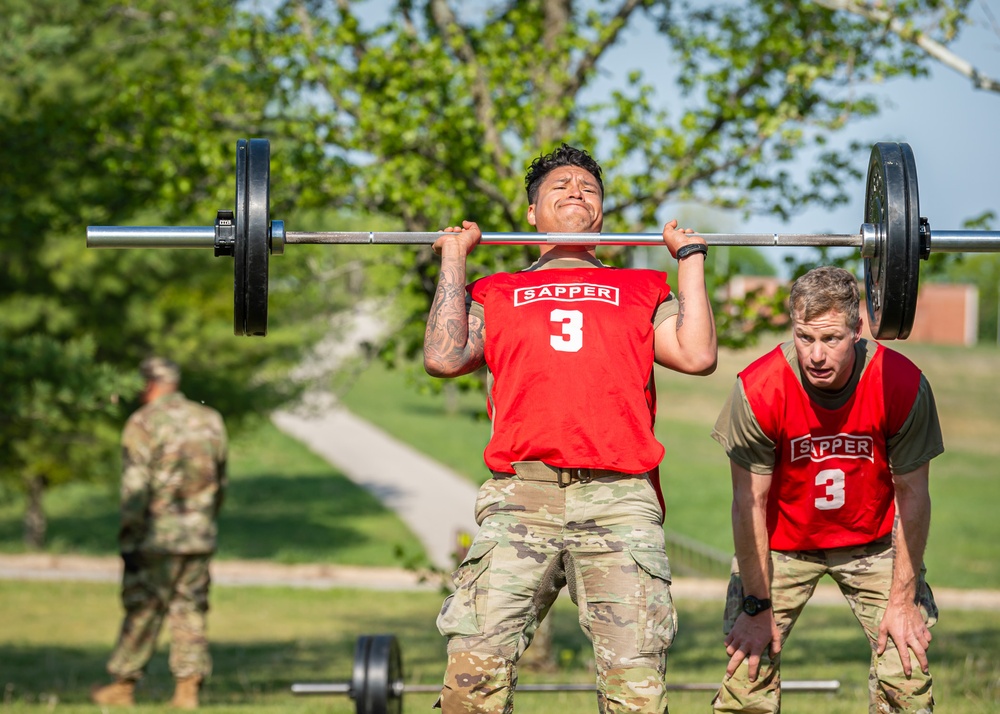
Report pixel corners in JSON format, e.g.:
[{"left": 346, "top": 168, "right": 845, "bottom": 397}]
[
  {"left": 712, "top": 538, "right": 938, "bottom": 713},
  {"left": 107, "top": 553, "right": 213, "bottom": 682},
  {"left": 436, "top": 464, "right": 677, "bottom": 714}
]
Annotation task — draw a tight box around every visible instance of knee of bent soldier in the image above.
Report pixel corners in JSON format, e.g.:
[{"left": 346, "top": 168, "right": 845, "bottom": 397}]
[
  {"left": 438, "top": 651, "right": 514, "bottom": 714},
  {"left": 601, "top": 665, "right": 669, "bottom": 714},
  {"left": 873, "top": 648, "right": 934, "bottom": 713}
]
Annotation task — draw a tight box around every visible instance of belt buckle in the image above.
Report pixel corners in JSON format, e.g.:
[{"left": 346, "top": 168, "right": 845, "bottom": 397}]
[{"left": 559, "top": 467, "right": 593, "bottom": 487}]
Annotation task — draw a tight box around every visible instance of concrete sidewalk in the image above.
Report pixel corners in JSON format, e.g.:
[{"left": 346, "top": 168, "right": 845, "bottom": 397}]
[
  {"left": 3, "top": 552, "right": 1000, "bottom": 610},
  {"left": 272, "top": 391, "right": 480, "bottom": 571},
  {"left": 271, "top": 305, "right": 480, "bottom": 571}
]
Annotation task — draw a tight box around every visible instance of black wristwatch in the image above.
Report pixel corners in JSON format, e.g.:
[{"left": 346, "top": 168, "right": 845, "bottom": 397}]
[{"left": 742, "top": 595, "right": 772, "bottom": 616}]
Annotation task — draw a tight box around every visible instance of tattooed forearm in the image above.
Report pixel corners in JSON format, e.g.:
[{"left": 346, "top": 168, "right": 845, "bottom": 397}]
[
  {"left": 424, "top": 256, "right": 485, "bottom": 376},
  {"left": 675, "top": 291, "right": 686, "bottom": 329}
]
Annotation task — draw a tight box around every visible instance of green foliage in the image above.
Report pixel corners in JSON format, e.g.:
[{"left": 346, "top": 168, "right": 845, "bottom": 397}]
[
  {"left": 0, "top": 335, "right": 138, "bottom": 493},
  {"left": 0, "top": 0, "right": 357, "bottom": 536},
  {"left": 0, "top": 0, "right": 983, "bottom": 534},
  {"left": 250, "top": 0, "right": 972, "bottom": 365},
  {"left": 0, "top": 419, "right": 426, "bottom": 567}
]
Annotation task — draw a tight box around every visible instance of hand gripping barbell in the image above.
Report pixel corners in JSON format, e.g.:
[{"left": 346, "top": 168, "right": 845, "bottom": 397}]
[
  {"left": 86, "top": 140, "right": 1000, "bottom": 338},
  {"left": 289, "top": 634, "right": 841, "bottom": 714}
]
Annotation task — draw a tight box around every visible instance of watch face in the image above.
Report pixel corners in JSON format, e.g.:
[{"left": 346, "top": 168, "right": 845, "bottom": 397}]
[{"left": 743, "top": 596, "right": 769, "bottom": 616}]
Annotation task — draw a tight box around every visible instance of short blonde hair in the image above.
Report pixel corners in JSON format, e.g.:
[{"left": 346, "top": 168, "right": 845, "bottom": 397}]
[{"left": 788, "top": 266, "right": 861, "bottom": 329}]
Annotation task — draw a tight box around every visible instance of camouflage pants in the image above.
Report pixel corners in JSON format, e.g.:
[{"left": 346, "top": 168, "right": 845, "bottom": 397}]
[
  {"left": 712, "top": 538, "right": 938, "bottom": 713},
  {"left": 436, "top": 466, "right": 677, "bottom": 714},
  {"left": 107, "top": 553, "right": 213, "bottom": 682}
]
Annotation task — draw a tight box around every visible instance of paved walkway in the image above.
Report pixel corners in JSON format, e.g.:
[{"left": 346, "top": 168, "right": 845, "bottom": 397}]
[
  {"left": 2, "top": 552, "right": 999, "bottom": 610},
  {"left": 272, "top": 303, "right": 479, "bottom": 571},
  {"left": 272, "top": 393, "right": 479, "bottom": 570}
]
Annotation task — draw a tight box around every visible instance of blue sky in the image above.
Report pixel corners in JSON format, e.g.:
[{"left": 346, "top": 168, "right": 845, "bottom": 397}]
[
  {"left": 675, "top": 6, "right": 1000, "bottom": 271},
  {"left": 577, "top": 2, "right": 1000, "bottom": 273},
  {"left": 288, "top": 1, "right": 999, "bottom": 273}
]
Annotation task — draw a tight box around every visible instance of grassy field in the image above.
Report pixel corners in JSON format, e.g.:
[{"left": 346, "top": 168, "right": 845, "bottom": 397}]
[
  {"left": 340, "top": 340, "right": 1000, "bottom": 589},
  {"left": 0, "top": 419, "right": 427, "bottom": 568},
  {"left": 1, "top": 340, "right": 998, "bottom": 712},
  {"left": 2, "top": 578, "right": 999, "bottom": 713}
]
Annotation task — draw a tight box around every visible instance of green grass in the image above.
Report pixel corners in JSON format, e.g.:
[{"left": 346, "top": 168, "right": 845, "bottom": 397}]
[
  {"left": 339, "top": 342, "right": 1000, "bottom": 589},
  {"left": 0, "top": 420, "right": 426, "bottom": 567},
  {"left": 2, "top": 340, "right": 995, "bottom": 586},
  {"left": 2, "top": 579, "right": 998, "bottom": 713},
  {"left": 1, "top": 341, "right": 999, "bottom": 713}
]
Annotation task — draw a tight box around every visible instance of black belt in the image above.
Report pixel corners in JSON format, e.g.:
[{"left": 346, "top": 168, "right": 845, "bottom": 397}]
[{"left": 493, "top": 462, "right": 646, "bottom": 487}]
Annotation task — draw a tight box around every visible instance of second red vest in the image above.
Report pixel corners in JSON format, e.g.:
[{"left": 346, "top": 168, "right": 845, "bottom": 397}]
[{"left": 739, "top": 344, "right": 921, "bottom": 550}]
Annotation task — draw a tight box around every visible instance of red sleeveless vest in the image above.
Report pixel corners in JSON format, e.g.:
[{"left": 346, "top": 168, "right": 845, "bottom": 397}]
[
  {"left": 469, "top": 267, "right": 670, "bottom": 477},
  {"left": 739, "top": 343, "right": 921, "bottom": 549}
]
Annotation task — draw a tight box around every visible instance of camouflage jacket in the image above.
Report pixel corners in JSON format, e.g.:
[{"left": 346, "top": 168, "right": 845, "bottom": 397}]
[{"left": 119, "top": 392, "right": 228, "bottom": 554}]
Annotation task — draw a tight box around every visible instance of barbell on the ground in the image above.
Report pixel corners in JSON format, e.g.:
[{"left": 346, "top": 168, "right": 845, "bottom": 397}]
[
  {"left": 289, "top": 634, "right": 841, "bottom": 714},
  {"left": 86, "top": 139, "right": 1000, "bottom": 338}
]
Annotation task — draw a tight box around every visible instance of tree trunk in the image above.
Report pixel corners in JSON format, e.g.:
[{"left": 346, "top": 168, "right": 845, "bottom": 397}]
[{"left": 23, "top": 474, "right": 47, "bottom": 550}]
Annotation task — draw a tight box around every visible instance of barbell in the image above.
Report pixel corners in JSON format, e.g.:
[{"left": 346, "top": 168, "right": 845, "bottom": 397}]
[
  {"left": 290, "top": 633, "right": 841, "bottom": 714},
  {"left": 86, "top": 139, "right": 1000, "bottom": 338}
]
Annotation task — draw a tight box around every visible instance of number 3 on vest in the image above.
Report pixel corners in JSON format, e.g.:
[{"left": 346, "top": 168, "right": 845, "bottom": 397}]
[
  {"left": 815, "top": 468, "right": 846, "bottom": 510},
  {"left": 550, "top": 309, "right": 583, "bottom": 352}
]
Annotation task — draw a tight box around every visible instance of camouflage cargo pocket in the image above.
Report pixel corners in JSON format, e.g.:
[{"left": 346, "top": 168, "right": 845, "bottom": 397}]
[
  {"left": 631, "top": 549, "right": 677, "bottom": 655},
  {"left": 437, "top": 539, "right": 497, "bottom": 638},
  {"left": 918, "top": 571, "right": 938, "bottom": 628},
  {"left": 722, "top": 572, "right": 744, "bottom": 635}
]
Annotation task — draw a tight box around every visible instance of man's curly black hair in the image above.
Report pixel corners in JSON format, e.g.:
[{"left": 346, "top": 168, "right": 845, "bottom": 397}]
[{"left": 524, "top": 144, "right": 604, "bottom": 204}]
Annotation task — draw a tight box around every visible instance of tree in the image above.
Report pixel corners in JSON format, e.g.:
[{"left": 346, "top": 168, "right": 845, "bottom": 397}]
[
  {"left": 246, "top": 0, "right": 983, "bottom": 360},
  {"left": 0, "top": 0, "right": 358, "bottom": 544},
  {"left": 0, "top": 336, "right": 140, "bottom": 548},
  {"left": 239, "top": 0, "right": 986, "bottom": 663},
  {"left": 817, "top": 0, "right": 1000, "bottom": 93}
]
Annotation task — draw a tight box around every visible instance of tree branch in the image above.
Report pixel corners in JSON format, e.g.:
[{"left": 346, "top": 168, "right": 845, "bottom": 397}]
[
  {"left": 568, "top": 0, "right": 646, "bottom": 97},
  {"left": 816, "top": 0, "right": 1000, "bottom": 93},
  {"left": 427, "top": 0, "right": 510, "bottom": 172}
]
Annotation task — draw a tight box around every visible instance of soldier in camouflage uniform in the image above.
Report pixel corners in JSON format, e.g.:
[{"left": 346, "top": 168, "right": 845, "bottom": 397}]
[
  {"left": 423, "top": 144, "right": 718, "bottom": 713},
  {"left": 91, "top": 357, "right": 227, "bottom": 709},
  {"left": 710, "top": 267, "right": 943, "bottom": 713}
]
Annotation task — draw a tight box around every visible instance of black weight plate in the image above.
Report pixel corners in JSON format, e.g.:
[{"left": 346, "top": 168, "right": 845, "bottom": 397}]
[
  {"left": 894, "top": 143, "right": 921, "bottom": 339},
  {"left": 351, "top": 635, "right": 371, "bottom": 714},
  {"left": 233, "top": 139, "right": 249, "bottom": 336},
  {"left": 244, "top": 138, "right": 270, "bottom": 336},
  {"left": 863, "top": 142, "right": 921, "bottom": 340},
  {"left": 363, "top": 634, "right": 403, "bottom": 714}
]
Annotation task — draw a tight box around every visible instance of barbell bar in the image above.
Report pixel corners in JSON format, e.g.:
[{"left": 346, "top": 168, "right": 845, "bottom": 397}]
[
  {"left": 86, "top": 139, "right": 1000, "bottom": 339},
  {"left": 289, "top": 634, "right": 841, "bottom": 714}
]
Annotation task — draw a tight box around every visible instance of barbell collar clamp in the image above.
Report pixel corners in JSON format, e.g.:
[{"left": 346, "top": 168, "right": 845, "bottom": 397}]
[
  {"left": 270, "top": 219, "right": 285, "bottom": 255},
  {"left": 215, "top": 210, "right": 235, "bottom": 257}
]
